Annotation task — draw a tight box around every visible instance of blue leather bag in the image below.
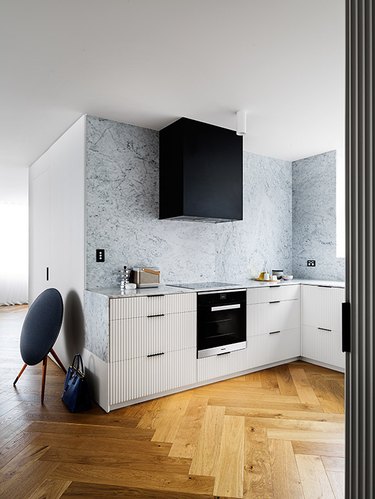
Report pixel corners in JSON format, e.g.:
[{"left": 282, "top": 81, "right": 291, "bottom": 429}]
[{"left": 62, "top": 354, "right": 91, "bottom": 412}]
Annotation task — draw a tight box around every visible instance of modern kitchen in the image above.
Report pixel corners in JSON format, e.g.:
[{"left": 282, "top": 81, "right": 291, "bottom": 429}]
[
  {"left": 67, "top": 114, "right": 345, "bottom": 413},
  {"left": 25, "top": 110, "right": 346, "bottom": 497},
  {"left": 1, "top": 1, "right": 347, "bottom": 497}
]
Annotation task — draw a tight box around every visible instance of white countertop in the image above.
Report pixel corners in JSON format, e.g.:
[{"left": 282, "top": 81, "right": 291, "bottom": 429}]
[
  {"left": 85, "top": 285, "right": 196, "bottom": 298},
  {"left": 243, "top": 279, "right": 345, "bottom": 289},
  {"left": 86, "top": 279, "right": 345, "bottom": 298}
]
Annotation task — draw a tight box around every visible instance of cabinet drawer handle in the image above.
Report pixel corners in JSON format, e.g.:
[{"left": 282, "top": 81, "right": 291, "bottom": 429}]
[
  {"left": 147, "top": 352, "right": 165, "bottom": 358},
  {"left": 147, "top": 314, "right": 165, "bottom": 318},
  {"left": 271, "top": 285, "right": 281, "bottom": 288},
  {"left": 269, "top": 330, "right": 281, "bottom": 335},
  {"left": 318, "top": 327, "right": 332, "bottom": 332},
  {"left": 147, "top": 294, "right": 165, "bottom": 298},
  {"left": 318, "top": 285, "right": 332, "bottom": 288},
  {"left": 269, "top": 300, "right": 280, "bottom": 304},
  {"left": 46, "top": 267, "right": 49, "bottom": 281}
]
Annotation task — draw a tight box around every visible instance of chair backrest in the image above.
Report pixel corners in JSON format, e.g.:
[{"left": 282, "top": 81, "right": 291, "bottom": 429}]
[{"left": 20, "top": 288, "right": 64, "bottom": 365}]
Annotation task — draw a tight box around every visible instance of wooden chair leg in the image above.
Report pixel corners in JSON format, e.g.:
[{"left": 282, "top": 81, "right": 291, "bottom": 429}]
[
  {"left": 50, "top": 348, "right": 67, "bottom": 374},
  {"left": 41, "top": 356, "right": 47, "bottom": 404},
  {"left": 13, "top": 363, "right": 27, "bottom": 386}
]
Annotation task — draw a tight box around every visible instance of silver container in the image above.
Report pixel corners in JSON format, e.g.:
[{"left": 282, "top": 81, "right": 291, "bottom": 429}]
[{"left": 132, "top": 267, "right": 160, "bottom": 288}]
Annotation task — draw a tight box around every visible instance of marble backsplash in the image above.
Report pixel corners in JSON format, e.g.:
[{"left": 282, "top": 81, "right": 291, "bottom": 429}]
[
  {"left": 292, "top": 151, "right": 345, "bottom": 281},
  {"left": 85, "top": 116, "right": 293, "bottom": 288}
]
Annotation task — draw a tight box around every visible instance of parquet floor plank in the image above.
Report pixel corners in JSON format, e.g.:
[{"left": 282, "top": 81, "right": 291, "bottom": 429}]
[
  {"left": 213, "top": 414, "right": 244, "bottom": 498},
  {"left": 289, "top": 365, "right": 321, "bottom": 406},
  {"left": 268, "top": 439, "right": 304, "bottom": 498},
  {"left": 189, "top": 405, "right": 225, "bottom": 476},
  {"left": 295, "top": 454, "right": 335, "bottom": 498},
  {"left": 0, "top": 305, "right": 345, "bottom": 498},
  {"left": 61, "top": 482, "right": 216, "bottom": 498},
  {"left": 168, "top": 396, "right": 208, "bottom": 458},
  {"left": 29, "top": 478, "right": 71, "bottom": 499},
  {"left": 243, "top": 422, "right": 273, "bottom": 498},
  {"left": 50, "top": 463, "right": 216, "bottom": 495},
  {"left": 327, "top": 471, "right": 345, "bottom": 498}
]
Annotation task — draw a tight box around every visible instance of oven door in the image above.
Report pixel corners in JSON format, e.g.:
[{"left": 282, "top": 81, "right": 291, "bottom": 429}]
[{"left": 197, "top": 290, "right": 246, "bottom": 358}]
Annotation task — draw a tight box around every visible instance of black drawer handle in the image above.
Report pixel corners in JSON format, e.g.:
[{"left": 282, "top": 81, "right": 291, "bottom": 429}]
[
  {"left": 269, "top": 300, "right": 280, "bottom": 304},
  {"left": 269, "top": 330, "right": 281, "bottom": 335},
  {"left": 318, "top": 285, "right": 332, "bottom": 288},
  {"left": 318, "top": 327, "right": 332, "bottom": 332},
  {"left": 147, "top": 352, "right": 165, "bottom": 358},
  {"left": 147, "top": 294, "right": 165, "bottom": 298},
  {"left": 271, "top": 285, "right": 281, "bottom": 288},
  {"left": 147, "top": 314, "right": 165, "bottom": 318},
  {"left": 217, "top": 351, "right": 231, "bottom": 356}
]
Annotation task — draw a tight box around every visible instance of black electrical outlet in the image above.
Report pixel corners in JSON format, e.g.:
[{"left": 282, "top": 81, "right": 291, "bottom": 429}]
[
  {"left": 307, "top": 259, "right": 316, "bottom": 267},
  {"left": 96, "top": 249, "right": 105, "bottom": 262}
]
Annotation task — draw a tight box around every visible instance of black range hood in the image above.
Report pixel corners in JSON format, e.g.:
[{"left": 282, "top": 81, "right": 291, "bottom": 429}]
[{"left": 159, "top": 117, "right": 243, "bottom": 222}]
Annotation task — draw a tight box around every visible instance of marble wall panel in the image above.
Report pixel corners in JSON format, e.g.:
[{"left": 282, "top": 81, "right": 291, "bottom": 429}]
[
  {"left": 85, "top": 116, "right": 293, "bottom": 288},
  {"left": 84, "top": 290, "right": 109, "bottom": 361},
  {"left": 292, "top": 151, "right": 345, "bottom": 280},
  {"left": 215, "top": 152, "right": 293, "bottom": 281}
]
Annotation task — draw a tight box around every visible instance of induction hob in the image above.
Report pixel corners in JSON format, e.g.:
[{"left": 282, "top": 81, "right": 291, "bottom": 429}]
[{"left": 168, "top": 282, "right": 245, "bottom": 292}]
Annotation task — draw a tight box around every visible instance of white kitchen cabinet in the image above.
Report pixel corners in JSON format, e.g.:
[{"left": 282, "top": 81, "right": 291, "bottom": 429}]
[
  {"left": 247, "top": 284, "right": 300, "bottom": 304},
  {"left": 302, "top": 326, "right": 345, "bottom": 369},
  {"left": 110, "top": 293, "right": 196, "bottom": 320},
  {"left": 110, "top": 348, "right": 196, "bottom": 406},
  {"left": 246, "top": 285, "right": 301, "bottom": 369},
  {"left": 248, "top": 328, "right": 301, "bottom": 368},
  {"left": 107, "top": 292, "right": 197, "bottom": 408},
  {"left": 302, "top": 285, "right": 344, "bottom": 331},
  {"left": 301, "top": 285, "right": 345, "bottom": 370},
  {"left": 110, "top": 311, "right": 196, "bottom": 362},
  {"left": 29, "top": 116, "right": 86, "bottom": 368},
  {"left": 197, "top": 348, "right": 248, "bottom": 382},
  {"left": 247, "top": 300, "right": 300, "bottom": 336}
]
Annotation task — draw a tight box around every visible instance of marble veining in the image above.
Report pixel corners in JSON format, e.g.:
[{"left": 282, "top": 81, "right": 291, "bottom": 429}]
[
  {"left": 84, "top": 290, "right": 109, "bottom": 361},
  {"left": 215, "top": 152, "right": 293, "bottom": 281},
  {"left": 85, "top": 116, "right": 293, "bottom": 289},
  {"left": 292, "top": 151, "right": 345, "bottom": 281}
]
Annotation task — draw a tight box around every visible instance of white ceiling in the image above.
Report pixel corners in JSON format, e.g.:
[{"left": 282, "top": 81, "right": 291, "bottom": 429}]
[{"left": 0, "top": 0, "right": 344, "bottom": 168}]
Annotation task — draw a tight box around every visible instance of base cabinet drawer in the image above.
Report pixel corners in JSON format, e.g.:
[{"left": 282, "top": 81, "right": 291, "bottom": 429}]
[
  {"left": 110, "top": 293, "right": 196, "bottom": 320},
  {"left": 247, "top": 300, "right": 300, "bottom": 336},
  {"left": 248, "top": 328, "right": 301, "bottom": 368},
  {"left": 301, "top": 325, "right": 345, "bottom": 369},
  {"left": 302, "top": 286, "right": 344, "bottom": 330},
  {"left": 247, "top": 285, "right": 300, "bottom": 304},
  {"left": 197, "top": 348, "right": 248, "bottom": 382},
  {"left": 109, "top": 348, "right": 196, "bottom": 405},
  {"left": 110, "top": 312, "right": 196, "bottom": 361}
]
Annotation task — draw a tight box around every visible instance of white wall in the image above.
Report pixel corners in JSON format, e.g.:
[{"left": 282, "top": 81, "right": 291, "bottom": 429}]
[
  {"left": 29, "top": 116, "right": 86, "bottom": 368},
  {"left": 0, "top": 166, "right": 28, "bottom": 304}
]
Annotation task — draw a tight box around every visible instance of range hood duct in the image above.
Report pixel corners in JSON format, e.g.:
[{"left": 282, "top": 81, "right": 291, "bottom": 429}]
[{"left": 159, "top": 117, "right": 243, "bottom": 222}]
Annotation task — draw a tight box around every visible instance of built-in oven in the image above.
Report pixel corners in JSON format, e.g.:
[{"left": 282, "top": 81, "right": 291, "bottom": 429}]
[{"left": 197, "top": 289, "right": 247, "bottom": 358}]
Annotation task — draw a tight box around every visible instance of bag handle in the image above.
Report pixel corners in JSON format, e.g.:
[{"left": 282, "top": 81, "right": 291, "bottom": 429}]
[{"left": 71, "top": 354, "right": 84, "bottom": 374}]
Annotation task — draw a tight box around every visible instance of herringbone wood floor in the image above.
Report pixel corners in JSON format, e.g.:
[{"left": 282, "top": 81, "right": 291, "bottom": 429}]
[{"left": 0, "top": 306, "right": 344, "bottom": 498}]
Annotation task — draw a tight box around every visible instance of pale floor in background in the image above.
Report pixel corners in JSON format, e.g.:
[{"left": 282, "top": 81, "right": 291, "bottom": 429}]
[{"left": 0, "top": 306, "right": 344, "bottom": 498}]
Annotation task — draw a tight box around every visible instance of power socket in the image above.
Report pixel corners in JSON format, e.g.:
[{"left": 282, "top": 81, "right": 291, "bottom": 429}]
[
  {"left": 96, "top": 249, "right": 105, "bottom": 262},
  {"left": 307, "top": 259, "right": 316, "bottom": 267}
]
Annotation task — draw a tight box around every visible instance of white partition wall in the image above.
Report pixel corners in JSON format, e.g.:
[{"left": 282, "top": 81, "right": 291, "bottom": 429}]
[
  {"left": 346, "top": 0, "right": 375, "bottom": 497},
  {"left": 29, "top": 116, "right": 86, "bottom": 368}
]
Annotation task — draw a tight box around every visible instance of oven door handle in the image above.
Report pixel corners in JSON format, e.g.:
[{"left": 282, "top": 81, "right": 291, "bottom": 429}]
[{"left": 211, "top": 304, "right": 241, "bottom": 312}]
